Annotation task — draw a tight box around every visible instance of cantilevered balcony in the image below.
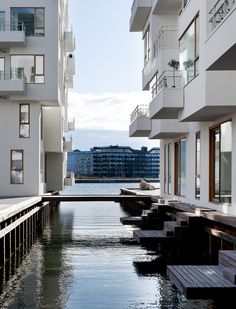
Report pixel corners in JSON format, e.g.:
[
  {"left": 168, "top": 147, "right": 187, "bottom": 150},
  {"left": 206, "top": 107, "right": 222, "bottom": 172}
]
[
  {"left": 68, "top": 119, "right": 75, "bottom": 131},
  {"left": 149, "top": 71, "right": 183, "bottom": 119},
  {"left": 0, "top": 23, "right": 26, "bottom": 47},
  {"left": 142, "top": 25, "right": 179, "bottom": 90},
  {"left": 0, "top": 71, "right": 26, "bottom": 95},
  {"left": 64, "top": 29, "right": 75, "bottom": 52},
  {"left": 149, "top": 119, "right": 189, "bottom": 139},
  {"left": 179, "top": 71, "right": 236, "bottom": 122},
  {"left": 130, "top": 0, "right": 152, "bottom": 32},
  {"left": 153, "top": 0, "right": 182, "bottom": 14},
  {"left": 129, "top": 105, "right": 151, "bottom": 137},
  {"left": 206, "top": 0, "right": 236, "bottom": 70},
  {"left": 63, "top": 136, "right": 73, "bottom": 152}
]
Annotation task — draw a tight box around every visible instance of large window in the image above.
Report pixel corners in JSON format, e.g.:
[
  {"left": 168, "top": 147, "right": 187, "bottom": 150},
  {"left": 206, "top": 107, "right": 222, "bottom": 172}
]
[
  {"left": 11, "top": 150, "right": 24, "bottom": 184},
  {"left": 180, "top": 14, "right": 199, "bottom": 85},
  {"left": 164, "top": 144, "right": 172, "bottom": 194},
  {"left": 195, "top": 132, "right": 200, "bottom": 199},
  {"left": 11, "top": 8, "right": 45, "bottom": 36},
  {"left": 19, "top": 104, "right": 30, "bottom": 138},
  {"left": 210, "top": 121, "right": 232, "bottom": 204},
  {"left": 11, "top": 55, "right": 45, "bottom": 83},
  {"left": 143, "top": 27, "right": 150, "bottom": 66},
  {"left": 0, "top": 12, "right": 5, "bottom": 30},
  {"left": 175, "top": 138, "right": 187, "bottom": 196}
]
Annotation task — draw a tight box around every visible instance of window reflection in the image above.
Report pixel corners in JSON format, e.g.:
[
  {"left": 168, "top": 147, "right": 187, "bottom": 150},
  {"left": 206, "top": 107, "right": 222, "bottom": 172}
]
[
  {"left": 11, "top": 150, "right": 24, "bottom": 184},
  {"left": 180, "top": 15, "right": 199, "bottom": 85},
  {"left": 11, "top": 55, "right": 44, "bottom": 83},
  {"left": 11, "top": 8, "right": 45, "bottom": 36},
  {"left": 0, "top": 12, "right": 5, "bottom": 31}
]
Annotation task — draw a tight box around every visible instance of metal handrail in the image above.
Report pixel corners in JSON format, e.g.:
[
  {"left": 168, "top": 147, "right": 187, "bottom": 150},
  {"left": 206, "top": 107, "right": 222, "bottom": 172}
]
[
  {"left": 0, "top": 70, "right": 26, "bottom": 81},
  {"left": 130, "top": 105, "right": 149, "bottom": 123},
  {"left": 153, "top": 25, "right": 178, "bottom": 58},
  {"left": 151, "top": 70, "right": 183, "bottom": 99},
  {"left": 0, "top": 22, "right": 25, "bottom": 32},
  {"left": 209, "top": 0, "right": 236, "bottom": 31}
]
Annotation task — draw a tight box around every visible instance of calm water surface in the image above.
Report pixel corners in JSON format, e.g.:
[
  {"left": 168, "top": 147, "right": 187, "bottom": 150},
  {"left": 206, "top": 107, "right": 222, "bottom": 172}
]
[{"left": 0, "top": 183, "right": 214, "bottom": 308}]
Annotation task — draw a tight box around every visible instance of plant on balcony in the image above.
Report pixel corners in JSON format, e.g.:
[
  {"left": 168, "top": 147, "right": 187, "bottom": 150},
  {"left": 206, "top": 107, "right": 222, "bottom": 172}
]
[
  {"left": 168, "top": 59, "right": 179, "bottom": 87},
  {"left": 183, "top": 59, "right": 194, "bottom": 83}
]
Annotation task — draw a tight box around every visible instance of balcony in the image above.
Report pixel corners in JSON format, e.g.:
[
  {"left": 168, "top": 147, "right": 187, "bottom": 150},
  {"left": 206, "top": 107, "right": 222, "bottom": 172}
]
[
  {"left": 129, "top": 105, "right": 151, "bottom": 137},
  {"left": 130, "top": 0, "right": 152, "bottom": 32},
  {"left": 0, "top": 71, "right": 26, "bottom": 95},
  {"left": 65, "top": 53, "right": 75, "bottom": 75},
  {"left": 142, "top": 25, "right": 179, "bottom": 90},
  {"left": 68, "top": 119, "right": 75, "bottom": 131},
  {"left": 0, "top": 23, "right": 26, "bottom": 47},
  {"left": 153, "top": 0, "right": 182, "bottom": 14},
  {"left": 206, "top": 0, "right": 236, "bottom": 70},
  {"left": 65, "top": 74, "right": 74, "bottom": 89},
  {"left": 149, "top": 71, "right": 183, "bottom": 119},
  {"left": 149, "top": 119, "right": 189, "bottom": 139},
  {"left": 63, "top": 136, "right": 73, "bottom": 152},
  {"left": 64, "top": 29, "right": 75, "bottom": 52},
  {"left": 179, "top": 71, "right": 236, "bottom": 122}
]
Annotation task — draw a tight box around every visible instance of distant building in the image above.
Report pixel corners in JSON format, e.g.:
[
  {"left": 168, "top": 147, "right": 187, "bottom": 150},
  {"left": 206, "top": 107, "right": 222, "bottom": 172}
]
[
  {"left": 67, "top": 150, "right": 93, "bottom": 177},
  {"left": 67, "top": 146, "right": 160, "bottom": 178}
]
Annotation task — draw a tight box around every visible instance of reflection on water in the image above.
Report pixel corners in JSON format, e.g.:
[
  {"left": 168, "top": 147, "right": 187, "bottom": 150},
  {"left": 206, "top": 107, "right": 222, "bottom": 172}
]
[{"left": 0, "top": 183, "right": 216, "bottom": 308}]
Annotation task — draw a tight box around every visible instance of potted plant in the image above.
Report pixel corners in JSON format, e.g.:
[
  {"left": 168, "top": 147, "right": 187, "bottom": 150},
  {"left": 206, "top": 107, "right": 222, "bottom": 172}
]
[{"left": 168, "top": 59, "right": 180, "bottom": 87}]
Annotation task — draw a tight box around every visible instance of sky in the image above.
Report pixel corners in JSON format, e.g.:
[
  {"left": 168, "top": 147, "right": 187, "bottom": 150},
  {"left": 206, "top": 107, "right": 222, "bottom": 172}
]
[{"left": 67, "top": 0, "right": 159, "bottom": 151}]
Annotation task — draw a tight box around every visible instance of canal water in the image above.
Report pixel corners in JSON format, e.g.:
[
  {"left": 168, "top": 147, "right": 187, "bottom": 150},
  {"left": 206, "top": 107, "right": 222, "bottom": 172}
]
[{"left": 0, "top": 183, "right": 215, "bottom": 308}]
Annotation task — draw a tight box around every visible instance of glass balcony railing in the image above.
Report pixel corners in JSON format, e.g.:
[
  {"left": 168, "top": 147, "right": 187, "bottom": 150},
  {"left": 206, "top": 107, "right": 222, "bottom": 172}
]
[
  {"left": 130, "top": 105, "right": 149, "bottom": 123},
  {"left": 151, "top": 71, "right": 183, "bottom": 99},
  {"left": 0, "top": 22, "right": 25, "bottom": 32},
  {"left": 153, "top": 26, "right": 178, "bottom": 58},
  {"left": 209, "top": 0, "right": 236, "bottom": 32},
  {"left": 0, "top": 70, "right": 26, "bottom": 81}
]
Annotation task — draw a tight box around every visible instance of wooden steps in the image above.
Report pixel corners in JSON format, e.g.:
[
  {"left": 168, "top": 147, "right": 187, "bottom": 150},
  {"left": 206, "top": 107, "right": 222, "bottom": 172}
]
[
  {"left": 120, "top": 216, "right": 143, "bottom": 225},
  {"left": 167, "top": 250, "right": 236, "bottom": 299},
  {"left": 133, "top": 230, "right": 174, "bottom": 245}
]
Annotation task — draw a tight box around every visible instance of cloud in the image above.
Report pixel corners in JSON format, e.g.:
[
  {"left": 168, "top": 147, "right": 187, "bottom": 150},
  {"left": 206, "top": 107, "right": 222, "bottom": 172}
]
[{"left": 68, "top": 91, "right": 152, "bottom": 131}]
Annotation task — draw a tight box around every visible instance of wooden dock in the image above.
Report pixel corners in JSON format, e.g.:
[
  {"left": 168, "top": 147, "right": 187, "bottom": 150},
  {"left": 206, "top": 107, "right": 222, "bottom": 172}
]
[
  {"left": 41, "top": 194, "right": 152, "bottom": 203},
  {"left": 133, "top": 230, "right": 174, "bottom": 245},
  {"left": 167, "top": 250, "right": 236, "bottom": 299}
]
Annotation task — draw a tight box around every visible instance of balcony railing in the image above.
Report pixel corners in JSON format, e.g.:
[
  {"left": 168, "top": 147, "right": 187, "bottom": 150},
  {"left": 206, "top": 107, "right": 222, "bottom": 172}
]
[
  {"left": 209, "top": 0, "right": 236, "bottom": 31},
  {"left": 151, "top": 71, "right": 183, "bottom": 99},
  {"left": 130, "top": 105, "right": 149, "bottom": 123},
  {"left": 153, "top": 26, "right": 178, "bottom": 58},
  {"left": 0, "top": 70, "right": 26, "bottom": 81},
  {"left": 0, "top": 23, "right": 25, "bottom": 32}
]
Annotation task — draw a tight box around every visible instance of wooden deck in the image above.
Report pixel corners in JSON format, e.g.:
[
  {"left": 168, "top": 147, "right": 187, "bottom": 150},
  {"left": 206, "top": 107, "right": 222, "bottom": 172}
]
[
  {"left": 41, "top": 194, "right": 152, "bottom": 203},
  {"left": 167, "top": 265, "right": 236, "bottom": 299},
  {"left": 134, "top": 230, "right": 173, "bottom": 244},
  {"left": 120, "top": 216, "right": 143, "bottom": 225}
]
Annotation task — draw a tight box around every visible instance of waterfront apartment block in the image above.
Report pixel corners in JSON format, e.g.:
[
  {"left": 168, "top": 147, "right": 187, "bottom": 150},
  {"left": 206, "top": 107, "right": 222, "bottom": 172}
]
[
  {"left": 0, "top": 0, "right": 75, "bottom": 196},
  {"left": 129, "top": 0, "right": 236, "bottom": 215},
  {"left": 67, "top": 146, "right": 160, "bottom": 178}
]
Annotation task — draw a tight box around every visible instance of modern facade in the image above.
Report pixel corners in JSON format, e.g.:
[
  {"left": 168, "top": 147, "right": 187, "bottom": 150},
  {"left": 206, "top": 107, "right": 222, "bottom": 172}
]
[
  {"left": 67, "top": 146, "right": 160, "bottom": 178},
  {"left": 67, "top": 150, "right": 93, "bottom": 177},
  {"left": 0, "top": 0, "right": 75, "bottom": 196},
  {"left": 129, "top": 0, "right": 236, "bottom": 215}
]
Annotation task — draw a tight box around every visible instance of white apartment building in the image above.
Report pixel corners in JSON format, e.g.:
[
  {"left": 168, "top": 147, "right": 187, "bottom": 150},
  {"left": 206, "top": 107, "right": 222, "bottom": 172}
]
[
  {"left": 129, "top": 0, "right": 236, "bottom": 215},
  {"left": 0, "top": 0, "right": 75, "bottom": 196}
]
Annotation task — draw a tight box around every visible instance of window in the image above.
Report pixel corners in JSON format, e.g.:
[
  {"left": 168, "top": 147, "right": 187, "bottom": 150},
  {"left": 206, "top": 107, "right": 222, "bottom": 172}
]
[
  {"left": 11, "top": 8, "right": 45, "bottom": 36},
  {"left": 0, "top": 12, "right": 5, "bottom": 31},
  {"left": 11, "top": 55, "right": 45, "bottom": 83},
  {"left": 180, "top": 14, "right": 199, "bottom": 85},
  {"left": 195, "top": 132, "right": 200, "bottom": 199},
  {"left": 175, "top": 138, "right": 187, "bottom": 196},
  {"left": 0, "top": 58, "right": 4, "bottom": 80},
  {"left": 210, "top": 121, "right": 232, "bottom": 204},
  {"left": 19, "top": 104, "right": 30, "bottom": 138},
  {"left": 11, "top": 150, "right": 24, "bottom": 184},
  {"left": 143, "top": 27, "right": 150, "bottom": 66}
]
